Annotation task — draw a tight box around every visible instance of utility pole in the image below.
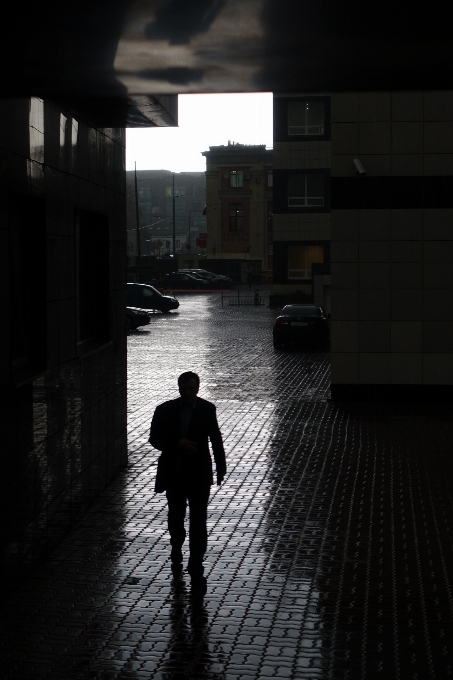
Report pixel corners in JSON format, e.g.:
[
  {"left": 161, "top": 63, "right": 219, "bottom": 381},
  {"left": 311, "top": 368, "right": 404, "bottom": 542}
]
[
  {"left": 134, "top": 161, "right": 142, "bottom": 282},
  {"left": 172, "top": 173, "right": 176, "bottom": 258}
]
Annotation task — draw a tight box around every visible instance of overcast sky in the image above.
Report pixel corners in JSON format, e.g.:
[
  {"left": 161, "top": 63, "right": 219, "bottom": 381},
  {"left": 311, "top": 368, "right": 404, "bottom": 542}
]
[{"left": 126, "top": 92, "right": 273, "bottom": 173}]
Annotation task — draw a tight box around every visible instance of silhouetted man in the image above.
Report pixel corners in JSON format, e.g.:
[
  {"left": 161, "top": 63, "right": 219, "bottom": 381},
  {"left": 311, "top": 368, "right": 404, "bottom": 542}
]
[{"left": 149, "top": 371, "right": 226, "bottom": 594}]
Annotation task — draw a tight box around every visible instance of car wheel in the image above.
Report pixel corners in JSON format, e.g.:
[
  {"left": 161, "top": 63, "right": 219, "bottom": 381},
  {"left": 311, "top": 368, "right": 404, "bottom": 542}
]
[{"left": 161, "top": 308, "right": 171, "bottom": 314}]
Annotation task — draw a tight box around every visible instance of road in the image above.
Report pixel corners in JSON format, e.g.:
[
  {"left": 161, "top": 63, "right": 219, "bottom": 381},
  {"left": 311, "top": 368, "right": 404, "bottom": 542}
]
[{"left": 1, "top": 294, "right": 452, "bottom": 679}]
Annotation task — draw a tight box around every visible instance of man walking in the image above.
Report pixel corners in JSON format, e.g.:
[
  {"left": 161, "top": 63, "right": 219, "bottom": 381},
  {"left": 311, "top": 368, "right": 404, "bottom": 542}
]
[{"left": 149, "top": 371, "right": 226, "bottom": 594}]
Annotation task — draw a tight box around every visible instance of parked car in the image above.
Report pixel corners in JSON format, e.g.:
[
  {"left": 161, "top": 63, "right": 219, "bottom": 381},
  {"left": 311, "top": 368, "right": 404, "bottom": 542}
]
[
  {"left": 182, "top": 269, "right": 233, "bottom": 288},
  {"left": 178, "top": 270, "right": 209, "bottom": 284},
  {"left": 125, "top": 307, "right": 151, "bottom": 332},
  {"left": 272, "top": 304, "right": 329, "bottom": 350},
  {"left": 163, "top": 272, "right": 209, "bottom": 289},
  {"left": 127, "top": 283, "right": 179, "bottom": 313}
]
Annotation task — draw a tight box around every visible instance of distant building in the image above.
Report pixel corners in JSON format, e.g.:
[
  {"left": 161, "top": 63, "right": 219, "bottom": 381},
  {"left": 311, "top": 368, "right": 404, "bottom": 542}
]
[
  {"left": 126, "top": 170, "right": 206, "bottom": 263},
  {"left": 202, "top": 143, "right": 273, "bottom": 283}
]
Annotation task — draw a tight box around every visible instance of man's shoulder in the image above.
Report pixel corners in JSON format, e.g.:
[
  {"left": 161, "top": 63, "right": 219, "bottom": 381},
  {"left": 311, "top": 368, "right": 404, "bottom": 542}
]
[
  {"left": 195, "top": 397, "right": 216, "bottom": 412},
  {"left": 154, "top": 398, "right": 180, "bottom": 413}
]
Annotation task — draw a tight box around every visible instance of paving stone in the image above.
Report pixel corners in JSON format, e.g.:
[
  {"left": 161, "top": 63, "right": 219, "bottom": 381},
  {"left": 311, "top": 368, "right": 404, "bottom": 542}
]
[{"left": 1, "top": 295, "right": 453, "bottom": 679}]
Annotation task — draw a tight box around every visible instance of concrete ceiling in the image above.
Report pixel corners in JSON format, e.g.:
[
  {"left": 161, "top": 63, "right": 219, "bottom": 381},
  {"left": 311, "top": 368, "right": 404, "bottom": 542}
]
[{"left": 2, "top": 1, "right": 452, "bottom": 125}]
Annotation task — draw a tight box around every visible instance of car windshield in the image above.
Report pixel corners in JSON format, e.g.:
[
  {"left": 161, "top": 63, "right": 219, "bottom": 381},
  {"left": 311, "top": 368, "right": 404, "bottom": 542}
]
[{"left": 282, "top": 305, "right": 322, "bottom": 316}]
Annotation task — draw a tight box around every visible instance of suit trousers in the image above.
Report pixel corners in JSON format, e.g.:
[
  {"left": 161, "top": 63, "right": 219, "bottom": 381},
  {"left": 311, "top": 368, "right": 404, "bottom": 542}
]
[{"left": 166, "top": 483, "right": 210, "bottom": 578}]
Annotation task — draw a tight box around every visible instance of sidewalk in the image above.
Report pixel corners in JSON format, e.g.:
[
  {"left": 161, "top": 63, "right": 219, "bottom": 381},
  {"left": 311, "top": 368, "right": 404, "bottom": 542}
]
[{"left": 1, "top": 296, "right": 453, "bottom": 679}]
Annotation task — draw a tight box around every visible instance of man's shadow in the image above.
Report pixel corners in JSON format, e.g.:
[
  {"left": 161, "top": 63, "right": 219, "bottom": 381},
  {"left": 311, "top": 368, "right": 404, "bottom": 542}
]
[{"left": 161, "top": 577, "right": 224, "bottom": 680}]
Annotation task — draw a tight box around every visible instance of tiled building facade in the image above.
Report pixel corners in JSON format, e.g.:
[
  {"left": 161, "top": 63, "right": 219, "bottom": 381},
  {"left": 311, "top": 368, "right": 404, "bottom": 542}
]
[
  {"left": 330, "top": 91, "right": 453, "bottom": 398},
  {"left": 0, "top": 96, "right": 174, "bottom": 585},
  {"left": 273, "top": 91, "right": 453, "bottom": 398},
  {"left": 272, "top": 95, "right": 332, "bottom": 311}
]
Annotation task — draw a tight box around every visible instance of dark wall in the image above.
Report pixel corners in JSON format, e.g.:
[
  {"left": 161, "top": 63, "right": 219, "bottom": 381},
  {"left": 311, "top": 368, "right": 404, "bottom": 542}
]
[{"left": 0, "top": 98, "right": 127, "bottom": 588}]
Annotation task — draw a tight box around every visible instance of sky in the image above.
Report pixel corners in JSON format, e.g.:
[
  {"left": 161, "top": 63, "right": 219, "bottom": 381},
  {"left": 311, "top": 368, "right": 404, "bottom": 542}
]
[{"left": 126, "top": 92, "right": 273, "bottom": 173}]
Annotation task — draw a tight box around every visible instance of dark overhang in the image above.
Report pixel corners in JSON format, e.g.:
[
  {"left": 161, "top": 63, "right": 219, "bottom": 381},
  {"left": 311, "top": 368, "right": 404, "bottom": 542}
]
[{"left": 1, "top": 0, "right": 452, "bottom": 126}]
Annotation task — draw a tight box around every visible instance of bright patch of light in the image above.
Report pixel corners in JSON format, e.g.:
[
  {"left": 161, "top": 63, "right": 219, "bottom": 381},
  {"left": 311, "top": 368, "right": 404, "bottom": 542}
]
[{"left": 126, "top": 93, "right": 273, "bottom": 173}]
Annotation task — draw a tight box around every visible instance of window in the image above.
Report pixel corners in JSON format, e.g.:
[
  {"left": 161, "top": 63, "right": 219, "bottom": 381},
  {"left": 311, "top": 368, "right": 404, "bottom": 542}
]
[
  {"left": 59, "top": 113, "right": 68, "bottom": 168},
  {"left": 229, "top": 203, "right": 243, "bottom": 231},
  {"left": 140, "top": 201, "right": 152, "bottom": 214},
  {"left": 29, "top": 97, "right": 44, "bottom": 163},
  {"left": 288, "top": 174, "right": 324, "bottom": 207},
  {"left": 288, "top": 100, "right": 325, "bottom": 136},
  {"left": 267, "top": 170, "right": 273, "bottom": 187},
  {"left": 29, "top": 97, "right": 44, "bottom": 190},
  {"left": 71, "top": 118, "right": 78, "bottom": 172},
  {"left": 267, "top": 202, "right": 273, "bottom": 231},
  {"left": 229, "top": 170, "right": 243, "bottom": 188},
  {"left": 166, "top": 199, "right": 186, "bottom": 215},
  {"left": 288, "top": 244, "right": 324, "bottom": 279},
  {"left": 166, "top": 185, "right": 186, "bottom": 197}
]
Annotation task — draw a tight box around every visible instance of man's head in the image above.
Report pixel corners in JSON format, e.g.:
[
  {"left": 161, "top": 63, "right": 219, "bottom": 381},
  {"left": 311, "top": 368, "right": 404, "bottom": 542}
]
[{"left": 178, "top": 371, "right": 200, "bottom": 405}]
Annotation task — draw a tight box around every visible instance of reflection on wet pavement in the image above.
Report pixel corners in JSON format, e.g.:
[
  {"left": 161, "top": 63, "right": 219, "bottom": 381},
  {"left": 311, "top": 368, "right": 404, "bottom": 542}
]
[{"left": 1, "top": 295, "right": 453, "bottom": 679}]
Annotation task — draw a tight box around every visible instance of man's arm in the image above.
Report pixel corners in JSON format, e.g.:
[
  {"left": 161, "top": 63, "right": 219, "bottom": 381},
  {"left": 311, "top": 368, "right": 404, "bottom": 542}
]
[
  {"left": 149, "top": 403, "right": 180, "bottom": 452},
  {"left": 149, "top": 404, "right": 165, "bottom": 450},
  {"left": 208, "top": 405, "right": 226, "bottom": 485}
]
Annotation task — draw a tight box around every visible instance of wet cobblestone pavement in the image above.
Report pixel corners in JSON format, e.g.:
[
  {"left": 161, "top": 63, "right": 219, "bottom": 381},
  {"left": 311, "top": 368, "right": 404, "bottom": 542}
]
[{"left": 2, "top": 295, "right": 453, "bottom": 679}]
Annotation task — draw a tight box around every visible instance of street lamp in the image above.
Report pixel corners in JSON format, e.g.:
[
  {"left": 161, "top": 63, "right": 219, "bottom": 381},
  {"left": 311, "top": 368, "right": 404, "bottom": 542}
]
[{"left": 172, "top": 173, "right": 179, "bottom": 257}]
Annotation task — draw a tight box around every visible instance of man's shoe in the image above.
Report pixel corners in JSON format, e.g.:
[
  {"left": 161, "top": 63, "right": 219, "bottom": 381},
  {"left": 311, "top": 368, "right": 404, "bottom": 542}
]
[
  {"left": 170, "top": 548, "right": 183, "bottom": 565},
  {"left": 190, "top": 576, "right": 207, "bottom": 596}
]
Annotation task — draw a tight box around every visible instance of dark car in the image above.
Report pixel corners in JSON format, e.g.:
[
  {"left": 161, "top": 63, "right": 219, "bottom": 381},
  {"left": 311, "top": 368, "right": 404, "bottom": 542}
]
[
  {"left": 273, "top": 304, "right": 329, "bottom": 350},
  {"left": 184, "top": 269, "right": 233, "bottom": 287},
  {"left": 127, "top": 283, "right": 179, "bottom": 313},
  {"left": 178, "top": 270, "right": 209, "bottom": 284},
  {"left": 163, "top": 272, "right": 209, "bottom": 290},
  {"left": 125, "top": 307, "right": 151, "bottom": 332}
]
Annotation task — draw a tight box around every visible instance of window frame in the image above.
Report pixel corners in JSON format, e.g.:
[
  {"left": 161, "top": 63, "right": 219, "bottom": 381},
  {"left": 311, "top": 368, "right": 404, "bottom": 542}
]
[
  {"left": 228, "top": 202, "right": 244, "bottom": 232},
  {"left": 287, "top": 174, "right": 325, "bottom": 208},
  {"left": 229, "top": 170, "right": 244, "bottom": 188},
  {"left": 273, "top": 169, "right": 330, "bottom": 214},
  {"left": 287, "top": 99, "right": 326, "bottom": 137},
  {"left": 273, "top": 96, "right": 331, "bottom": 142},
  {"left": 287, "top": 244, "right": 325, "bottom": 280}
]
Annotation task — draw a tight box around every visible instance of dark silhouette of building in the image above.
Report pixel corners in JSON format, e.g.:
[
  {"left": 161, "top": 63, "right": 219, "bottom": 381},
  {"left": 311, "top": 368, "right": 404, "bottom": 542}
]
[{"left": 1, "top": 96, "right": 176, "bottom": 586}]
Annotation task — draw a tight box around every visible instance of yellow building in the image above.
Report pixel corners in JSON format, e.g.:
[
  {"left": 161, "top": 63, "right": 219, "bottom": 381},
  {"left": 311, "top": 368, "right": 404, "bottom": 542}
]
[{"left": 202, "top": 143, "right": 273, "bottom": 283}]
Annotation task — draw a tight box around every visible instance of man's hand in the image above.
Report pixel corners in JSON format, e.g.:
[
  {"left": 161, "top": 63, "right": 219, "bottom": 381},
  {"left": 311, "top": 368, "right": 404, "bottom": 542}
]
[
  {"left": 216, "top": 471, "right": 225, "bottom": 486},
  {"left": 179, "top": 438, "right": 198, "bottom": 453}
]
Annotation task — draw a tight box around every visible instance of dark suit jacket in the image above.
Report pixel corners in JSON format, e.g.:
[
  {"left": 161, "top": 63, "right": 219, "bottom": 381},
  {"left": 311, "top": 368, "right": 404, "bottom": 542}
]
[{"left": 149, "top": 397, "right": 226, "bottom": 493}]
